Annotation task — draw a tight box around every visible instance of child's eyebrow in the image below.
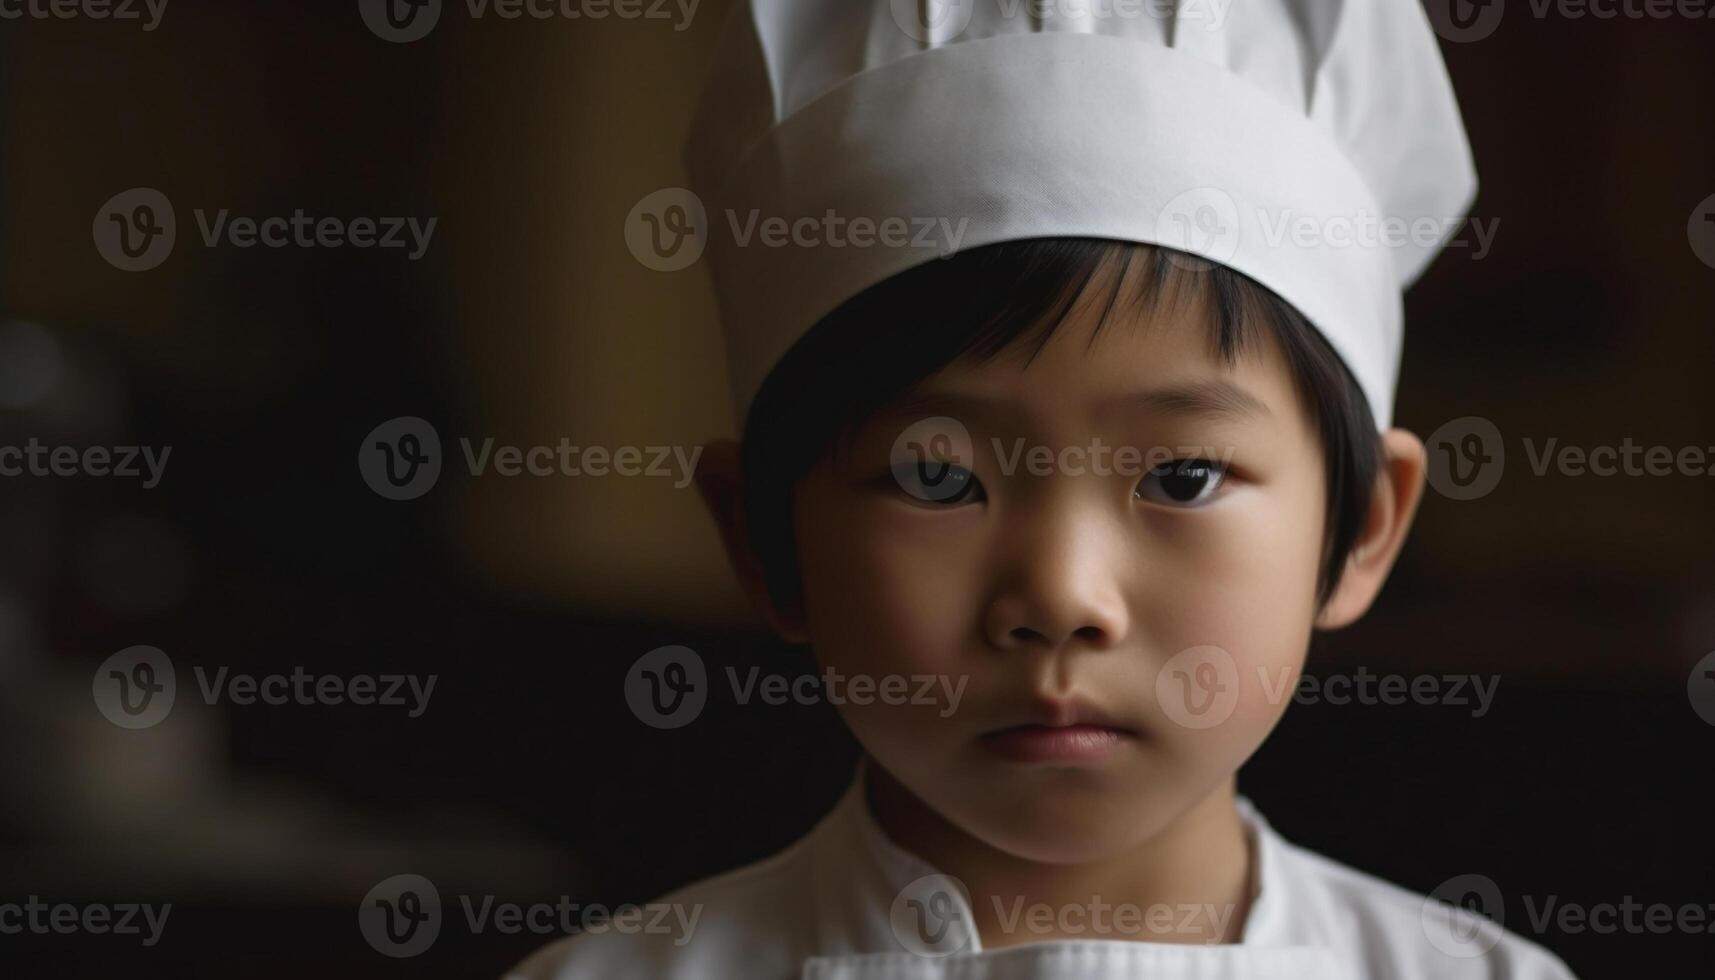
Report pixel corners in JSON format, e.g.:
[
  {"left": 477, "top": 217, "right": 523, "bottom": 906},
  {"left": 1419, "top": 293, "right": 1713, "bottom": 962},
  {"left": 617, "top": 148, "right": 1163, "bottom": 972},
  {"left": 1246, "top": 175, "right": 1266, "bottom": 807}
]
[{"left": 1098, "top": 381, "right": 1273, "bottom": 424}]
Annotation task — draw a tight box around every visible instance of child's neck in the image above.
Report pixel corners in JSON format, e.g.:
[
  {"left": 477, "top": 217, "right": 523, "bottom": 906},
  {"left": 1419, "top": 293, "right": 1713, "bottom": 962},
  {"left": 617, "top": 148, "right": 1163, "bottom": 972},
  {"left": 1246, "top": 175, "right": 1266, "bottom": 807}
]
[{"left": 864, "top": 765, "right": 1254, "bottom": 948}]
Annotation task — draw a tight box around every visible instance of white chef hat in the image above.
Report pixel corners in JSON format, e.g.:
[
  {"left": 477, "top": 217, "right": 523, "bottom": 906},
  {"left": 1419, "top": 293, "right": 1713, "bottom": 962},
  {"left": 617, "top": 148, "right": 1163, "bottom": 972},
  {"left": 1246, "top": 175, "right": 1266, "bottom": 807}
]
[{"left": 683, "top": 0, "right": 1477, "bottom": 430}]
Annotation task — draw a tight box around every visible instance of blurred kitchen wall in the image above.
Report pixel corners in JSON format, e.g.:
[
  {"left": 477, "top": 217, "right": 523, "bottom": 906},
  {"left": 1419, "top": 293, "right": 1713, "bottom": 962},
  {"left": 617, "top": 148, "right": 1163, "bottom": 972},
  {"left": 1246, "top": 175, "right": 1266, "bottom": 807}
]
[
  {"left": 430, "top": 0, "right": 743, "bottom": 620},
  {"left": 1, "top": 0, "right": 747, "bottom": 629}
]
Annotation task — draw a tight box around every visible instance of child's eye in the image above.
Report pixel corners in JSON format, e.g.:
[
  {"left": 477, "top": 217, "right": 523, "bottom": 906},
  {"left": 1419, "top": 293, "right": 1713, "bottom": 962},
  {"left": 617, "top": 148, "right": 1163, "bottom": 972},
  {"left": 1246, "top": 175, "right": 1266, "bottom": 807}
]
[
  {"left": 890, "top": 459, "right": 984, "bottom": 505},
  {"left": 1135, "top": 458, "right": 1228, "bottom": 507}
]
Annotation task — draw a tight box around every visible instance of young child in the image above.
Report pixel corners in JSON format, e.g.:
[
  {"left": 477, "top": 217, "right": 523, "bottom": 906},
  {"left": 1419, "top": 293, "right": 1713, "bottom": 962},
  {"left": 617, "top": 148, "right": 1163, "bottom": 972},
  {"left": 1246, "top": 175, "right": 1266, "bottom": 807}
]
[{"left": 519, "top": 0, "right": 1577, "bottom": 976}]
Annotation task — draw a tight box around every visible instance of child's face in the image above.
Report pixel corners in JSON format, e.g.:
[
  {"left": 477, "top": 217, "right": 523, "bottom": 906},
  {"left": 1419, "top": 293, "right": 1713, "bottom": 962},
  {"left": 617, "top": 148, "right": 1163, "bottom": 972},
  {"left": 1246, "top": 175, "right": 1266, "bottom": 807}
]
[{"left": 790, "top": 279, "right": 1330, "bottom": 864}]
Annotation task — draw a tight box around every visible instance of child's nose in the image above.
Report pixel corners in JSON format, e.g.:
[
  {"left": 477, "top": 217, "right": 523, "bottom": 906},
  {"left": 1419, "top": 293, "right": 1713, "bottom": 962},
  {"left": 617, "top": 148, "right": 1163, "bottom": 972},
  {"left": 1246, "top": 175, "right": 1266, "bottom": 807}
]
[{"left": 980, "top": 509, "right": 1131, "bottom": 654}]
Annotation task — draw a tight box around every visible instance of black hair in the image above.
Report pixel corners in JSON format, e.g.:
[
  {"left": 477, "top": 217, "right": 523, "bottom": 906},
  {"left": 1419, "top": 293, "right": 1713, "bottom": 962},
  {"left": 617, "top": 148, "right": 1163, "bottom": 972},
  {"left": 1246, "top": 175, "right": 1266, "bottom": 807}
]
[{"left": 740, "top": 238, "right": 1381, "bottom": 614}]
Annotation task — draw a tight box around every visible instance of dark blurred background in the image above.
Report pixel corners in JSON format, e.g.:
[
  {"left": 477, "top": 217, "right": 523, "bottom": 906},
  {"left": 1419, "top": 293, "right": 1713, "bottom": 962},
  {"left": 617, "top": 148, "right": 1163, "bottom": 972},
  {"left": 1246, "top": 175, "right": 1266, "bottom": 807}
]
[{"left": 1, "top": 1, "right": 1712, "bottom": 976}]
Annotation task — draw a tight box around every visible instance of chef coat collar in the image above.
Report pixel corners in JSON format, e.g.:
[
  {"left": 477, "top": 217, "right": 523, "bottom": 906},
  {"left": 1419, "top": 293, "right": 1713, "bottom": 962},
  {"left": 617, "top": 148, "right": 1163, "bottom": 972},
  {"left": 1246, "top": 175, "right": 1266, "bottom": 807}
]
[{"left": 801, "top": 759, "right": 1353, "bottom": 979}]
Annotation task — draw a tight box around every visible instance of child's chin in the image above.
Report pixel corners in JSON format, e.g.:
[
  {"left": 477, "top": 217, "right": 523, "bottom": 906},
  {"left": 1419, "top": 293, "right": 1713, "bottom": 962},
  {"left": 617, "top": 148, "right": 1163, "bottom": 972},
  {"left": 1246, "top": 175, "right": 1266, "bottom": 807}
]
[{"left": 970, "top": 811, "right": 1173, "bottom": 866}]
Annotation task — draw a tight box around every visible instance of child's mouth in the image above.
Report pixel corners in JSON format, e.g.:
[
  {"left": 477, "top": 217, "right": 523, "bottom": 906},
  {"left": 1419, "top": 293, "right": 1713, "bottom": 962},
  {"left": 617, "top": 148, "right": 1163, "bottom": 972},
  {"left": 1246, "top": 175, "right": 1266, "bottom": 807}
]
[{"left": 979, "top": 723, "right": 1136, "bottom": 764}]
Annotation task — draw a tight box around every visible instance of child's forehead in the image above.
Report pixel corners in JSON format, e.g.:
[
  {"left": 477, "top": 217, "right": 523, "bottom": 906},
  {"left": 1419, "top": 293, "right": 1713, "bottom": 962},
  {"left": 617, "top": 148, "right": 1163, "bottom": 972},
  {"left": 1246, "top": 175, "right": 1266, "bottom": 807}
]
[
  {"left": 882, "top": 375, "right": 1278, "bottom": 435},
  {"left": 897, "top": 277, "right": 1297, "bottom": 430}
]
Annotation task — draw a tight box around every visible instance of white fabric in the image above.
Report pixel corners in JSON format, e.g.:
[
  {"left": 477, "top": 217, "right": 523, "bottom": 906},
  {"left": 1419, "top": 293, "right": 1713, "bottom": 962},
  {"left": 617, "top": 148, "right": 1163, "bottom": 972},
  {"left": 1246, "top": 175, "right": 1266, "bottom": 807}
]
[
  {"left": 683, "top": 0, "right": 1478, "bottom": 430},
  {"left": 511, "top": 765, "right": 1577, "bottom": 979}
]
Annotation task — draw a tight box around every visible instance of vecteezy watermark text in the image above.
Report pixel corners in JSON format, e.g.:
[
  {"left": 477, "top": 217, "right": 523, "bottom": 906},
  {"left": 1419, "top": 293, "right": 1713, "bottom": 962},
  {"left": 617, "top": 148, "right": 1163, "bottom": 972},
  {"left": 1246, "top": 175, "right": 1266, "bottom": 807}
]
[
  {"left": 358, "top": 416, "right": 703, "bottom": 500},
  {"left": 192, "top": 666, "right": 437, "bottom": 718},
  {"left": 0, "top": 0, "right": 166, "bottom": 29},
  {"left": 460, "top": 895, "right": 701, "bottom": 946},
  {"left": 887, "top": 878, "right": 1239, "bottom": 956},
  {"left": 459, "top": 438, "right": 701, "bottom": 487},
  {"left": 1154, "top": 646, "right": 1500, "bottom": 730},
  {"left": 1421, "top": 873, "right": 1715, "bottom": 959},
  {"left": 990, "top": 438, "right": 1234, "bottom": 478},
  {"left": 1428, "top": 0, "right": 1715, "bottom": 43},
  {"left": 624, "top": 645, "right": 969, "bottom": 729},
  {"left": 92, "top": 646, "right": 437, "bottom": 729},
  {"left": 192, "top": 209, "right": 436, "bottom": 260},
  {"left": 727, "top": 665, "right": 968, "bottom": 717},
  {"left": 991, "top": 895, "right": 1237, "bottom": 939},
  {"left": 1253, "top": 208, "right": 1499, "bottom": 260},
  {"left": 0, "top": 439, "right": 170, "bottom": 488},
  {"left": 724, "top": 209, "right": 969, "bottom": 254},
  {"left": 359, "top": 873, "right": 702, "bottom": 958},
  {"left": 1155, "top": 188, "right": 1499, "bottom": 268},
  {"left": 891, "top": 415, "right": 1238, "bottom": 478},
  {"left": 94, "top": 188, "right": 437, "bottom": 272},
  {"left": 623, "top": 188, "right": 972, "bottom": 272},
  {"left": 359, "top": 0, "right": 700, "bottom": 43},
  {"left": 1426, "top": 416, "right": 1715, "bottom": 500},
  {"left": 0, "top": 897, "right": 171, "bottom": 947}
]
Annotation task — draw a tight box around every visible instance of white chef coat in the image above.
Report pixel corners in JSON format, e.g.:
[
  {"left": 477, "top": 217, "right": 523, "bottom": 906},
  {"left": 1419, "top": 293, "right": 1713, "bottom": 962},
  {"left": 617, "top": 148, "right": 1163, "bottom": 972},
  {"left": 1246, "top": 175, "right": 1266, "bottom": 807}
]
[{"left": 511, "top": 765, "right": 1577, "bottom": 979}]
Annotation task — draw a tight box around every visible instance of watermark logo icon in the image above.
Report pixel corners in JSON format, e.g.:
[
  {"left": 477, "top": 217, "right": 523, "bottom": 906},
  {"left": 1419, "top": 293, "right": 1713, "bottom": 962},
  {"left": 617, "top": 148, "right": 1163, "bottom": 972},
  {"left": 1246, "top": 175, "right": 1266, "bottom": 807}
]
[
  {"left": 625, "top": 645, "right": 708, "bottom": 729},
  {"left": 1688, "top": 651, "right": 1715, "bottom": 726},
  {"left": 1422, "top": 873, "right": 1505, "bottom": 958},
  {"left": 1425, "top": 0, "right": 1506, "bottom": 42},
  {"left": 92, "top": 645, "right": 176, "bottom": 729},
  {"left": 1688, "top": 194, "right": 1715, "bottom": 270},
  {"left": 889, "top": 417, "right": 976, "bottom": 503},
  {"left": 360, "top": 0, "right": 442, "bottom": 42},
  {"left": 1425, "top": 416, "right": 1506, "bottom": 500},
  {"left": 359, "top": 416, "right": 443, "bottom": 500},
  {"left": 93, "top": 188, "right": 175, "bottom": 272},
  {"left": 625, "top": 188, "right": 707, "bottom": 272},
  {"left": 1155, "top": 645, "right": 1239, "bottom": 729},
  {"left": 1155, "top": 187, "right": 1241, "bottom": 273},
  {"left": 360, "top": 873, "right": 442, "bottom": 957},
  {"left": 890, "top": 874, "right": 972, "bottom": 956},
  {"left": 889, "top": 0, "right": 976, "bottom": 42}
]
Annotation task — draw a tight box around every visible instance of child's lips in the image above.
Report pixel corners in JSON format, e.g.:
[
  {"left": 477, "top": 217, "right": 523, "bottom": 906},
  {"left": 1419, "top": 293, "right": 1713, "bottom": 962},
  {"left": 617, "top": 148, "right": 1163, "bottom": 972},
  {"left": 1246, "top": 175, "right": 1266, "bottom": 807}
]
[
  {"left": 979, "top": 723, "right": 1136, "bottom": 764},
  {"left": 979, "top": 695, "right": 1140, "bottom": 763},
  {"left": 1008, "top": 694, "right": 1138, "bottom": 732}
]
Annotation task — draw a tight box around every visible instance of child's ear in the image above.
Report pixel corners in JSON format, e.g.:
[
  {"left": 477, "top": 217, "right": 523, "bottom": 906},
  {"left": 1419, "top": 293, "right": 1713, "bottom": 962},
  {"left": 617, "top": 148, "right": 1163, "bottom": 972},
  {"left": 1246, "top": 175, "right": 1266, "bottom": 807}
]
[
  {"left": 693, "top": 439, "right": 810, "bottom": 643},
  {"left": 1315, "top": 429, "right": 1428, "bottom": 630}
]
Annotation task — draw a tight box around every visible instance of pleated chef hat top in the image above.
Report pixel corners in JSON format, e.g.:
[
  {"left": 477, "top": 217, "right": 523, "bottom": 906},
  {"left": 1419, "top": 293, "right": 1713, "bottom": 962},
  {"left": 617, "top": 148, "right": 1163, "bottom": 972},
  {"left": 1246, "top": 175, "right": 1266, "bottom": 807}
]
[{"left": 683, "top": 0, "right": 1478, "bottom": 430}]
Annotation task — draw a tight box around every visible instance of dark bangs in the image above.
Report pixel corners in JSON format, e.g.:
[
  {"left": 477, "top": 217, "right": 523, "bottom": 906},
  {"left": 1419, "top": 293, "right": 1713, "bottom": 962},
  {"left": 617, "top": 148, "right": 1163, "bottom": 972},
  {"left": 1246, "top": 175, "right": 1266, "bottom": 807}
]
[{"left": 740, "top": 239, "right": 1381, "bottom": 612}]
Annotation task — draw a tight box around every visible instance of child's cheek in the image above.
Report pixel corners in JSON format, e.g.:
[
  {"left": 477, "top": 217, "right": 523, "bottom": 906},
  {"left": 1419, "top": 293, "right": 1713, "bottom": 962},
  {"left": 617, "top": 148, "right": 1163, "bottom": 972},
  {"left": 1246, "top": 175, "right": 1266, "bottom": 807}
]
[
  {"left": 1136, "top": 483, "right": 1325, "bottom": 747},
  {"left": 796, "top": 497, "right": 987, "bottom": 710},
  {"left": 796, "top": 515, "right": 990, "bottom": 787}
]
